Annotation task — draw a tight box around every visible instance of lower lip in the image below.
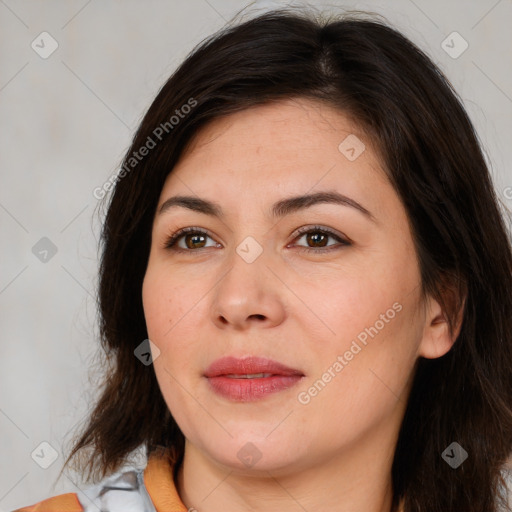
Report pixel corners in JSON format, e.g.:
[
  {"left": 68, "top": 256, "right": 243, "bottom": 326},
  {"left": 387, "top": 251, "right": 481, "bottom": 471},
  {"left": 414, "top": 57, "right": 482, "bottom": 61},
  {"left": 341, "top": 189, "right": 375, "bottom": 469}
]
[{"left": 206, "top": 375, "right": 303, "bottom": 402}]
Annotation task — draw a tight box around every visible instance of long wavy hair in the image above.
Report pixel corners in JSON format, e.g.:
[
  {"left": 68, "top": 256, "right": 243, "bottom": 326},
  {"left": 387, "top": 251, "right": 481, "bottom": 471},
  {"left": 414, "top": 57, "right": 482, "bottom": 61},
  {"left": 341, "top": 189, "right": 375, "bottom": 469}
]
[{"left": 61, "top": 8, "right": 512, "bottom": 511}]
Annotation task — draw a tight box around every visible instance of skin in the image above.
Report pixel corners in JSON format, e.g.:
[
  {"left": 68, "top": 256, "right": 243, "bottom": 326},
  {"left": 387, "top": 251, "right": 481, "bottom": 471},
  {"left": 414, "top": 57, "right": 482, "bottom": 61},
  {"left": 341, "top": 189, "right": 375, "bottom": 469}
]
[{"left": 142, "top": 98, "right": 460, "bottom": 512}]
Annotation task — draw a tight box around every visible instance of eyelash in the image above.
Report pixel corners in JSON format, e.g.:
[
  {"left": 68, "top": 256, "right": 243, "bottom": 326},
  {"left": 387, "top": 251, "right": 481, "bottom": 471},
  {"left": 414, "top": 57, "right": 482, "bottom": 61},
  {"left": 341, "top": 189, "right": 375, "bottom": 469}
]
[{"left": 163, "top": 225, "right": 351, "bottom": 254}]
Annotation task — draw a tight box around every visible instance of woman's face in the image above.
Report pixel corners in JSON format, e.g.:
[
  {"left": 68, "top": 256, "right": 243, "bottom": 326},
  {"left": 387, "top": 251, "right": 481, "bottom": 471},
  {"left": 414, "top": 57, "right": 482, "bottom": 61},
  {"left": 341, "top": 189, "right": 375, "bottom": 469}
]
[{"left": 142, "top": 98, "right": 449, "bottom": 476}]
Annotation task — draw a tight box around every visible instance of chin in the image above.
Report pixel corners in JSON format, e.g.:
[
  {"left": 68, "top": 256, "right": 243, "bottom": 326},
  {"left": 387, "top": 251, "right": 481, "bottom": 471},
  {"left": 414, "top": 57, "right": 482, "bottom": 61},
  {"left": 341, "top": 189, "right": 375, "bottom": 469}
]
[{"left": 196, "top": 435, "right": 305, "bottom": 475}]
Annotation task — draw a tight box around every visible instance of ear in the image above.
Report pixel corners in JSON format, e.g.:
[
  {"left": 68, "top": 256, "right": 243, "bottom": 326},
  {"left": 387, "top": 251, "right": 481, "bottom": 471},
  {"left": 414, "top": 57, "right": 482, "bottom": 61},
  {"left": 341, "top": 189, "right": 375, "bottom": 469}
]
[{"left": 418, "top": 282, "right": 466, "bottom": 359}]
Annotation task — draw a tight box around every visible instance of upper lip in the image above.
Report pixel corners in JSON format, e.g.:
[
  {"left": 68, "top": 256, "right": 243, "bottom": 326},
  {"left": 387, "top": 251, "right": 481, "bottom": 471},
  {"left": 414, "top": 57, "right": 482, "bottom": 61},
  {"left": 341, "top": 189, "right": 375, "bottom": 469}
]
[{"left": 204, "top": 356, "right": 304, "bottom": 377}]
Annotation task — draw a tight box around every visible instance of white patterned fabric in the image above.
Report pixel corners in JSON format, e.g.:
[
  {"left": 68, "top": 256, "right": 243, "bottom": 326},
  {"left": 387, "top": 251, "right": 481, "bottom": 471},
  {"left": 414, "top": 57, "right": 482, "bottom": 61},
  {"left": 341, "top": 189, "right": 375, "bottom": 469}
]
[{"left": 75, "top": 467, "right": 157, "bottom": 512}]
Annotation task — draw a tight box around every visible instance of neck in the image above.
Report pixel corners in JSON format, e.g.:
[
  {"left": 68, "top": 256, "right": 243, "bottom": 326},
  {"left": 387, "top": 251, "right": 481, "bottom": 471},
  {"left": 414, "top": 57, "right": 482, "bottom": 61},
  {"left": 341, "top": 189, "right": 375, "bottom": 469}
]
[{"left": 176, "top": 433, "right": 398, "bottom": 512}]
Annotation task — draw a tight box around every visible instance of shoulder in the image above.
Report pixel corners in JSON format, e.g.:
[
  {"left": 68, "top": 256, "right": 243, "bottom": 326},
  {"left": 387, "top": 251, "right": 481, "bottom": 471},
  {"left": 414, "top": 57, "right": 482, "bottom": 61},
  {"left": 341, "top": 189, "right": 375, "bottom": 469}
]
[{"left": 12, "top": 466, "right": 155, "bottom": 512}]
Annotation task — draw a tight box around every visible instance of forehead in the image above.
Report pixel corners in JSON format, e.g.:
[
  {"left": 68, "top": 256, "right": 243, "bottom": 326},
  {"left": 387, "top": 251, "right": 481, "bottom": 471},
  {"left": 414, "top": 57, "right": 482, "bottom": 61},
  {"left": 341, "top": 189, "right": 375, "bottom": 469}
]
[
  {"left": 182, "top": 97, "right": 374, "bottom": 164},
  {"left": 157, "top": 98, "right": 393, "bottom": 219}
]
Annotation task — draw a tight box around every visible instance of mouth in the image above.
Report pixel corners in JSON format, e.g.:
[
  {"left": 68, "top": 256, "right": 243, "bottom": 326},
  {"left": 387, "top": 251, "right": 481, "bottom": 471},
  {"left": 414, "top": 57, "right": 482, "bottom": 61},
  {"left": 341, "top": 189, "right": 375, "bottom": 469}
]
[
  {"left": 224, "top": 373, "right": 274, "bottom": 378},
  {"left": 204, "top": 356, "right": 305, "bottom": 402}
]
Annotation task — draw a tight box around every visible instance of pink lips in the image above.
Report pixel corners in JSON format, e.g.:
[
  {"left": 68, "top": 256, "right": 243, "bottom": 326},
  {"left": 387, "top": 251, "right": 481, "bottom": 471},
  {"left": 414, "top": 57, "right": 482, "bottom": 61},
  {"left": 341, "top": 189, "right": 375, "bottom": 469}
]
[{"left": 204, "top": 356, "right": 304, "bottom": 402}]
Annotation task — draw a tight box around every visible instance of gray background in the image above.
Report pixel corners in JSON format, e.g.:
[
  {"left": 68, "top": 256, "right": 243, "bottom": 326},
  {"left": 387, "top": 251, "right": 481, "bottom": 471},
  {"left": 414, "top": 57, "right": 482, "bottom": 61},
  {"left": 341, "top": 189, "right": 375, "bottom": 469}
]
[{"left": 1, "top": 0, "right": 511, "bottom": 509}]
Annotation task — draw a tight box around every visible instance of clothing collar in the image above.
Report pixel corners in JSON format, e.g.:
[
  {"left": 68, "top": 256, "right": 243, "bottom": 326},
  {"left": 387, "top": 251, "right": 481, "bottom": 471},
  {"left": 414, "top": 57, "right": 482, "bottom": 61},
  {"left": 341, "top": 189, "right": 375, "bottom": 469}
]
[{"left": 143, "top": 450, "right": 187, "bottom": 511}]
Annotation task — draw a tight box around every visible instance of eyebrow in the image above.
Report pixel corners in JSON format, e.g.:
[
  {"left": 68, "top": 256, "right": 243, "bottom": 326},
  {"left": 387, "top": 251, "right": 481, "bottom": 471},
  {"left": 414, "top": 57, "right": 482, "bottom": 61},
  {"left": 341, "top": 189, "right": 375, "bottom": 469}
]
[{"left": 158, "top": 190, "right": 376, "bottom": 222}]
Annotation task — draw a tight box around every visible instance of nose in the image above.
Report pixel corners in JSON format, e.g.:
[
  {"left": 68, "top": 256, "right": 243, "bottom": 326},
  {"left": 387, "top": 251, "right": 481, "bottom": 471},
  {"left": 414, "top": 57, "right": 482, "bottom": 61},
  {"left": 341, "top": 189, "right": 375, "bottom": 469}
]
[{"left": 210, "top": 245, "right": 287, "bottom": 330}]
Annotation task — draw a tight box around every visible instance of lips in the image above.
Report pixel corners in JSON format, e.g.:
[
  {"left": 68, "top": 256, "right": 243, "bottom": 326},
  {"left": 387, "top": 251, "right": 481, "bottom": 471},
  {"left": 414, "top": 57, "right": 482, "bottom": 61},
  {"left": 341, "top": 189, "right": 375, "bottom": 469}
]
[
  {"left": 204, "top": 356, "right": 304, "bottom": 402},
  {"left": 204, "top": 356, "right": 303, "bottom": 378}
]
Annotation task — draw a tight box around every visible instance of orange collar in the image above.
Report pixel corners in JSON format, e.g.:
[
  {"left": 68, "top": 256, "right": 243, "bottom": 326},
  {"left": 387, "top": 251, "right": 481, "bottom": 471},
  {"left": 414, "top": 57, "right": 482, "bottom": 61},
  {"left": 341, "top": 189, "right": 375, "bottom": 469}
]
[{"left": 143, "top": 450, "right": 188, "bottom": 511}]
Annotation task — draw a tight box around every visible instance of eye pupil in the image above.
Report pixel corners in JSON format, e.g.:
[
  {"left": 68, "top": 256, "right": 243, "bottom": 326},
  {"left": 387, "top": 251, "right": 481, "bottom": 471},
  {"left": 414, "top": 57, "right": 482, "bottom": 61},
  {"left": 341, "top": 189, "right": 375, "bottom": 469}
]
[
  {"left": 186, "top": 233, "right": 206, "bottom": 249},
  {"left": 307, "top": 232, "right": 328, "bottom": 247}
]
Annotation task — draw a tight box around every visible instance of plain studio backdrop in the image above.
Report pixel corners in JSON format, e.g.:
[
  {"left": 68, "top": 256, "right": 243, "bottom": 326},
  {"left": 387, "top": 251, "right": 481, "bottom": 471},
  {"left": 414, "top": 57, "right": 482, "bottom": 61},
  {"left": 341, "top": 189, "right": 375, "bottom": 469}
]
[{"left": 1, "top": 0, "right": 511, "bottom": 509}]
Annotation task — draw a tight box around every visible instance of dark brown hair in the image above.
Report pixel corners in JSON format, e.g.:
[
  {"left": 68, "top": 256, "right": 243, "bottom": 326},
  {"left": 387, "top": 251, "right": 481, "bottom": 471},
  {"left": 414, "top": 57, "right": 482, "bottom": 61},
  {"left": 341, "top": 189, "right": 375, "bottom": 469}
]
[{"left": 61, "top": 8, "right": 512, "bottom": 511}]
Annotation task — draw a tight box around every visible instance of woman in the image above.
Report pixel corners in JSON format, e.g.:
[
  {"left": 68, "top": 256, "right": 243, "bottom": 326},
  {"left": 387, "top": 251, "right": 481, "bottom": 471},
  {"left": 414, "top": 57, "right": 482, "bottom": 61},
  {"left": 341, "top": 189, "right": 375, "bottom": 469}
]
[{"left": 14, "top": 7, "right": 512, "bottom": 512}]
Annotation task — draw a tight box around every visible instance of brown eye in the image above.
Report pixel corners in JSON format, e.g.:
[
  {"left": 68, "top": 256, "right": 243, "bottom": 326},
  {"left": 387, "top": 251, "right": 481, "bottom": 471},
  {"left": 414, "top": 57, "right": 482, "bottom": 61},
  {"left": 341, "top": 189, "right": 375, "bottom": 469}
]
[
  {"left": 304, "top": 231, "right": 329, "bottom": 247},
  {"left": 183, "top": 233, "right": 207, "bottom": 249},
  {"left": 293, "top": 227, "right": 350, "bottom": 252},
  {"left": 164, "top": 228, "right": 218, "bottom": 251}
]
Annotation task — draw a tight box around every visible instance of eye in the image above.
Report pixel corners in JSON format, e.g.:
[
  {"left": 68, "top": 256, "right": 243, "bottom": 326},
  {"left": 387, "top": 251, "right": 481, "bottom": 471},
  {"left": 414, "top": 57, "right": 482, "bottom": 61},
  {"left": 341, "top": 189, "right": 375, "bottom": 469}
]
[
  {"left": 163, "top": 225, "right": 351, "bottom": 253},
  {"left": 164, "top": 227, "right": 219, "bottom": 251},
  {"left": 291, "top": 225, "right": 351, "bottom": 253}
]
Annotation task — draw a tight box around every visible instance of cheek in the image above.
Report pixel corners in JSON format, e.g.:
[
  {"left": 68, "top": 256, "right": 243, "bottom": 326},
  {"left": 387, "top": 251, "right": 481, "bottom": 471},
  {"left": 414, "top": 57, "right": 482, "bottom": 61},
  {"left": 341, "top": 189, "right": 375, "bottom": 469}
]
[
  {"left": 142, "top": 268, "right": 162, "bottom": 332},
  {"left": 305, "top": 267, "right": 411, "bottom": 345},
  {"left": 297, "top": 301, "right": 421, "bottom": 443},
  {"left": 142, "top": 265, "right": 207, "bottom": 374},
  {"left": 142, "top": 266, "right": 186, "bottom": 340},
  {"left": 299, "top": 259, "right": 422, "bottom": 391},
  {"left": 142, "top": 270, "right": 196, "bottom": 417}
]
